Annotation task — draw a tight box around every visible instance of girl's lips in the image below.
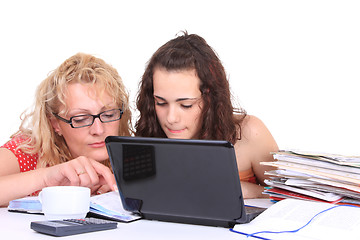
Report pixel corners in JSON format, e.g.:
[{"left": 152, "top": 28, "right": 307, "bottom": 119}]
[
  {"left": 168, "top": 128, "right": 185, "bottom": 134},
  {"left": 89, "top": 141, "right": 105, "bottom": 148}
]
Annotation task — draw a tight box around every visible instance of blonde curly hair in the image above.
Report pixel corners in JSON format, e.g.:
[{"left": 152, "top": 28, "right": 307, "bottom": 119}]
[{"left": 13, "top": 53, "right": 132, "bottom": 168}]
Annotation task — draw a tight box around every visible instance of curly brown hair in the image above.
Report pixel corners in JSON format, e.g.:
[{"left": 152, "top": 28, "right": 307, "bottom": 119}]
[{"left": 135, "top": 31, "right": 246, "bottom": 144}]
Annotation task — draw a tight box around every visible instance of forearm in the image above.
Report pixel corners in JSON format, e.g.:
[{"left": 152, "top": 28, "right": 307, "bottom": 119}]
[
  {"left": 240, "top": 181, "right": 268, "bottom": 199},
  {"left": 0, "top": 168, "right": 47, "bottom": 207}
]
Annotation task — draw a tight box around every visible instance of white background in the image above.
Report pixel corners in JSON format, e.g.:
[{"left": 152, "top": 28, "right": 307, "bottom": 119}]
[{"left": 0, "top": 0, "right": 359, "bottom": 155}]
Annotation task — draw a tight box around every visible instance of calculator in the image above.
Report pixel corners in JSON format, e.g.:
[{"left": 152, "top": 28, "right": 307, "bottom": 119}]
[{"left": 30, "top": 218, "right": 118, "bottom": 237}]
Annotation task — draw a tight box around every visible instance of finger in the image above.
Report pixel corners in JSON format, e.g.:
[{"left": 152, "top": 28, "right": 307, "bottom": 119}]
[
  {"left": 81, "top": 161, "right": 102, "bottom": 186},
  {"left": 57, "top": 162, "right": 82, "bottom": 186},
  {"left": 66, "top": 159, "right": 88, "bottom": 186},
  {"left": 90, "top": 160, "right": 116, "bottom": 191},
  {"left": 72, "top": 156, "right": 101, "bottom": 187},
  {"left": 77, "top": 171, "right": 92, "bottom": 187},
  {"left": 43, "top": 165, "right": 71, "bottom": 187},
  {"left": 96, "top": 184, "right": 112, "bottom": 195},
  {"left": 62, "top": 158, "right": 90, "bottom": 186},
  {"left": 90, "top": 185, "right": 102, "bottom": 195},
  {"left": 77, "top": 170, "right": 87, "bottom": 176},
  {"left": 45, "top": 161, "right": 85, "bottom": 187}
]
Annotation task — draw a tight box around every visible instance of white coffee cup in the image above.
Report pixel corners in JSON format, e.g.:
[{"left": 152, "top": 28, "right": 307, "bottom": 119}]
[{"left": 39, "top": 186, "right": 90, "bottom": 220}]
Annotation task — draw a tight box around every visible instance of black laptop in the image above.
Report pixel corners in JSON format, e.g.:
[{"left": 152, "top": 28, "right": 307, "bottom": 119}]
[{"left": 105, "top": 136, "right": 265, "bottom": 228}]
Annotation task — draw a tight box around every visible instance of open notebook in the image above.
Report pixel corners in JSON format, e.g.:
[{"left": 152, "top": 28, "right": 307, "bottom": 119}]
[{"left": 106, "top": 136, "right": 265, "bottom": 228}]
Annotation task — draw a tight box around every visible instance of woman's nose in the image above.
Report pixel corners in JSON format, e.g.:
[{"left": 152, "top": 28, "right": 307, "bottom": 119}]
[{"left": 89, "top": 117, "right": 105, "bottom": 135}]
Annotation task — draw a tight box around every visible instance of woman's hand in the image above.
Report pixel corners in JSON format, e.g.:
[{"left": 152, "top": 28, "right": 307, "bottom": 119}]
[
  {"left": 90, "top": 184, "right": 114, "bottom": 195},
  {"left": 42, "top": 156, "right": 116, "bottom": 191}
]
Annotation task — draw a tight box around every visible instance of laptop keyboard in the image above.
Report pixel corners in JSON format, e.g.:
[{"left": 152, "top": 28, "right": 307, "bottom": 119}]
[{"left": 245, "top": 206, "right": 266, "bottom": 221}]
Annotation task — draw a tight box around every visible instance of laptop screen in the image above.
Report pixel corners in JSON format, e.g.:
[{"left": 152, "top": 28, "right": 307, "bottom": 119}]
[{"left": 106, "top": 136, "right": 248, "bottom": 227}]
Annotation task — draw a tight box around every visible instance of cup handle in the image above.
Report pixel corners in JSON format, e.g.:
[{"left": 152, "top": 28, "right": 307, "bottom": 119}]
[{"left": 38, "top": 191, "right": 43, "bottom": 204}]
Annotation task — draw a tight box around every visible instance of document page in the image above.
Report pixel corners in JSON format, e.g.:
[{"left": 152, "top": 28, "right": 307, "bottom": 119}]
[
  {"left": 90, "top": 191, "right": 141, "bottom": 222},
  {"left": 233, "top": 199, "right": 360, "bottom": 240}
]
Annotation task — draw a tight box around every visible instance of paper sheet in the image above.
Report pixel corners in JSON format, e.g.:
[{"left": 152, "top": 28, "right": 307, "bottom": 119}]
[{"left": 232, "top": 199, "right": 360, "bottom": 240}]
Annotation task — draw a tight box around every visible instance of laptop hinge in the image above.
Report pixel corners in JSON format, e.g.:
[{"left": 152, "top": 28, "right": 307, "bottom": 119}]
[{"left": 124, "top": 198, "right": 143, "bottom": 214}]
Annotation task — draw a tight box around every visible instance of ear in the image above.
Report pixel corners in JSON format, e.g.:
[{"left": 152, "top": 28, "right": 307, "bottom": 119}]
[{"left": 50, "top": 117, "right": 62, "bottom": 136}]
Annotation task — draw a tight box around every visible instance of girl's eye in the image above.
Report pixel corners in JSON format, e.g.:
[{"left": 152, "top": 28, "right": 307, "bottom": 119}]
[
  {"left": 181, "top": 104, "right": 193, "bottom": 109},
  {"left": 155, "top": 101, "right": 167, "bottom": 106}
]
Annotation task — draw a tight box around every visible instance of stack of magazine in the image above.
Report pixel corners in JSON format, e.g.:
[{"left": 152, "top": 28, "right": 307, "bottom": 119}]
[{"left": 261, "top": 150, "right": 360, "bottom": 206}]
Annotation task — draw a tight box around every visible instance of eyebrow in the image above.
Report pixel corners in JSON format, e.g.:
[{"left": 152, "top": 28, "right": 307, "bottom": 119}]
[
  {"left": 154, "top": 95, "right": 199, "bottom": 102},
  {"left": 67, "top": 104, "right": 117, "bottom": 115}
]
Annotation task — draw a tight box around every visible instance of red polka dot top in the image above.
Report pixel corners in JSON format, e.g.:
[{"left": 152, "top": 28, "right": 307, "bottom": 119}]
[{"left": 1, "top": 135, "right": 39, "bottom": 172}]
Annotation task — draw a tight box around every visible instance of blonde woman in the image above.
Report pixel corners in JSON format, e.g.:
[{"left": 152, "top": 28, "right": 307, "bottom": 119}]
[{"left": 0, "top": 53, "right": 132, "bottom": 206}]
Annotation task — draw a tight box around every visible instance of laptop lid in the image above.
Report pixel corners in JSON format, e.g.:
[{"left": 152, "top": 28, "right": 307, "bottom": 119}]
[{"left": 105, "top": 136, "right": 249, "bottom": 227}]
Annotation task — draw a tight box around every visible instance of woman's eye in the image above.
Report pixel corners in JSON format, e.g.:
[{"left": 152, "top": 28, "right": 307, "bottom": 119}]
[
  {"left": 103, "top": 113, "right": 114, "bottom": 118},
  {"left": 72, "top": 116, "right": 90, "bottom": 123}
]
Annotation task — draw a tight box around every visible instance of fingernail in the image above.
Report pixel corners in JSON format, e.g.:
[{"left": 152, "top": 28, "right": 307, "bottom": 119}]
[{"left": 97, "top": 190, "right": 102, "bottom": 195}]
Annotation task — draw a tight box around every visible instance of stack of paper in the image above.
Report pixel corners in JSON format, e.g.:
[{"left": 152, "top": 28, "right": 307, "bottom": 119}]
[{"left": 261, "top": 150, "right": 360, "bottom": 205}]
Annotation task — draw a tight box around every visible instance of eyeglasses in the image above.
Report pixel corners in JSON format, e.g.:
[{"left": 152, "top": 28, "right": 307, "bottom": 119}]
[{"left": 53, "top": 108, "right": 123, "bottom": 128}]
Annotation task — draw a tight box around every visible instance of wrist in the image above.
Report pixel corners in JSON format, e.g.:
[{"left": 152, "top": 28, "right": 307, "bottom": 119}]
[{"left": 35, "top": 167, "right": 49, "bottom": 191}]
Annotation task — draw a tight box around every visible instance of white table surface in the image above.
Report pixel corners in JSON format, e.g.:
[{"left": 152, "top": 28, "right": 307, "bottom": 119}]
[{"left": 0, "top": 198, "right": 273, "bottom": 239}]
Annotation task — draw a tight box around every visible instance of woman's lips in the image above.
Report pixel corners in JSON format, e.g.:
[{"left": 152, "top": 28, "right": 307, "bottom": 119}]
[{"left": 89, "top": 141, "right": 105, "bottom": 148}]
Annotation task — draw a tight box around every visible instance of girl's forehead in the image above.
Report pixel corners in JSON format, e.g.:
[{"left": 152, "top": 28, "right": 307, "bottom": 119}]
[{"left": 153, "top": 68, "right": 201, "bottom": 98}]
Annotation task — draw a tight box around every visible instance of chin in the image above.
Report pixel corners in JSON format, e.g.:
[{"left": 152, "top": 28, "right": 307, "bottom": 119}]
[
  {"left": 88, "top": 150, "right": 109, "bottom": 162},
  {"left": 167, "top": 135, "right": 192, "bottom": 140},
  {"left": 166, "top": 133, "right": 184, "bottom": 139}
]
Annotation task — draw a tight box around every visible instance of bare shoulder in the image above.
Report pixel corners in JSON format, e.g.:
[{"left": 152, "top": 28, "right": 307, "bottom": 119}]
[
  {"left": 0, "top": 147, "right": 20, "bottom": 176},
  {"left": 234, "top": 114, "right": 278, "bottom": 184},
  {"left": 238, "top": 115, "right": 273, "bottom": 141}
]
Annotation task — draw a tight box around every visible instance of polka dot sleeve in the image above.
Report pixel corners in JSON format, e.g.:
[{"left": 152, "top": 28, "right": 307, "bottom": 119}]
[{"left": 1, "top": 136, "right": 39, "bottom": 172}]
